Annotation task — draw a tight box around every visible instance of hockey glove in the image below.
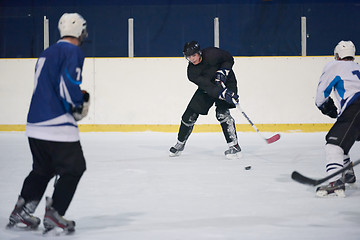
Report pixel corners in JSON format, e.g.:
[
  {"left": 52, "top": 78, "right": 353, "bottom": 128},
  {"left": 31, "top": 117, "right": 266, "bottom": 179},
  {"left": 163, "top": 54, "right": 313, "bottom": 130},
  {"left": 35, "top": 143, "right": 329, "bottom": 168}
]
[
  {"left": 218, "top": 88, "right": 239, "bottom": 105},
  {"left": 318, "top": 97, "right": 337, "bottom": 118},
  {"left": 215, "top": 68, "right": 230, "bottom": 87},
  {"left": 72, "top": 90, "right": 90, "bottom": 121}
]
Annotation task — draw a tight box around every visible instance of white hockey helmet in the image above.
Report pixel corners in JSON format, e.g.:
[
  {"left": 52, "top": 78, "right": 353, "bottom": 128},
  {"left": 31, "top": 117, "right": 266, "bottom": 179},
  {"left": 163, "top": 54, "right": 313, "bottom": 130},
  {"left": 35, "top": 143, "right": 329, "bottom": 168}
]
[
  {"left": 334, "top": 40, "right": 355, "bottom": 60},
  {"left": 58, "top": 13, "right": 88, "bottom": 42}
]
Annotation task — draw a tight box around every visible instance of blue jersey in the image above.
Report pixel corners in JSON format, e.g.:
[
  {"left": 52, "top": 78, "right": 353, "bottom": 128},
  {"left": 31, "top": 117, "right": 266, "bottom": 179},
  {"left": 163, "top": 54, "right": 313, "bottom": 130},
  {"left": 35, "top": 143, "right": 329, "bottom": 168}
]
[{"left": 26, "top": 40, "right": 85, "bottom": 142}]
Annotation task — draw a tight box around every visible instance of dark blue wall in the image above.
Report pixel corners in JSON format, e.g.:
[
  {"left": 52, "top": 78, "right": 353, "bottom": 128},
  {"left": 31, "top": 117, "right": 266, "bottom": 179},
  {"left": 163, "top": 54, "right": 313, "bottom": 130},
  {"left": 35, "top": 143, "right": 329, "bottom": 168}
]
[{"left": 1, "top": 0, "right": 359, "bottom": 58}]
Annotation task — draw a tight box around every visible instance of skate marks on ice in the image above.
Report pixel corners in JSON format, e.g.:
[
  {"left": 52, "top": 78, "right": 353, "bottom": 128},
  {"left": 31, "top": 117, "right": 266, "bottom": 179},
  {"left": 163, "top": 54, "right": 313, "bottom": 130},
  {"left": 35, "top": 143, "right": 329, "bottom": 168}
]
[
  {"left": 3, "top": 226, "right": 44, "bottom": 239},
  {"left": 2, "top": 212, "right": 141, "bottom": 239},
  {"left": 42, "top": 212, "right": 142, "bottom": 236},
  {"left": 76, "top": 212, "right": 142, "bottom": 231}
]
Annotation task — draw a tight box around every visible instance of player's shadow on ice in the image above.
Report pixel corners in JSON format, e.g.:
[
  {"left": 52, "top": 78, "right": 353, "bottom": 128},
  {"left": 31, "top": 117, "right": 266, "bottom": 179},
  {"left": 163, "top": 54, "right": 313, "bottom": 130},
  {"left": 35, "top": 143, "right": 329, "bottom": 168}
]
[{"left": 76, "top": 212, "right": 143, "bottom": 231}]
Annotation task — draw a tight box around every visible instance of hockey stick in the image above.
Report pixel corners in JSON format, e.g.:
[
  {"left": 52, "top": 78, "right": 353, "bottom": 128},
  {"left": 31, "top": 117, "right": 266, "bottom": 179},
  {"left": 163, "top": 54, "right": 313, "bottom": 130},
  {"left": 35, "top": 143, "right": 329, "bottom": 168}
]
[
  {"left": 235, "top": 102, "right": 280, "bottom": 144},
  {"left": 291, "top": 159, "right": 360, "bottom": 186}
]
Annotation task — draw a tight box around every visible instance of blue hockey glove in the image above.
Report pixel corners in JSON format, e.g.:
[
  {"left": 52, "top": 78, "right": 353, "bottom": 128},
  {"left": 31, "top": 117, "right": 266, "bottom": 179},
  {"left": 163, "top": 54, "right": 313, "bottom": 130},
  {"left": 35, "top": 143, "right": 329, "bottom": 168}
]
[
  {"left": 215, "top": 68, "right": 230, "bottom": 86},
  {"left": 318, "top": 97, "right": 337, "bottom": 118},
  {"left": 218, "top": 88, "right": 239, "bottom": 104}
]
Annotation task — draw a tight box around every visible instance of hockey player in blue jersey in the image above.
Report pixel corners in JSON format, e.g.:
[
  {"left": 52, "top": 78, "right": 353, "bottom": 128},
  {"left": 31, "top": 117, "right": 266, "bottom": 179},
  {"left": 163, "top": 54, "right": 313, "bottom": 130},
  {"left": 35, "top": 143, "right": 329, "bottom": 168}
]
[
  {"left": 7, "top": 13, "right": 89, "bottom": 233},
  {"left": 315, "top": 40, "right": 360, "bottom": 197}
]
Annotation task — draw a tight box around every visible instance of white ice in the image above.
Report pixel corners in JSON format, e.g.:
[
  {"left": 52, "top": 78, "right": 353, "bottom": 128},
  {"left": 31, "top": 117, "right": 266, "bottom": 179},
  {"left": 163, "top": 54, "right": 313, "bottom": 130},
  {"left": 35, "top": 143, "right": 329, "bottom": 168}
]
[{"left": 0, "top": 131, "right": 359, "bottom": 240}]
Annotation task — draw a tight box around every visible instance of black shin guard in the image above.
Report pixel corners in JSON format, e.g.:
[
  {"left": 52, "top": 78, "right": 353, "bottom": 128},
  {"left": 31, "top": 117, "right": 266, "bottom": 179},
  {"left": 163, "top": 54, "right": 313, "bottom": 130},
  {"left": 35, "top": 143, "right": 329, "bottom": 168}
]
[
  {"left": 216, "top": 109, "right": 238, "bottom": 145},
  {"left": 178, "top": 108, "right": 199, "bottom": 142}
]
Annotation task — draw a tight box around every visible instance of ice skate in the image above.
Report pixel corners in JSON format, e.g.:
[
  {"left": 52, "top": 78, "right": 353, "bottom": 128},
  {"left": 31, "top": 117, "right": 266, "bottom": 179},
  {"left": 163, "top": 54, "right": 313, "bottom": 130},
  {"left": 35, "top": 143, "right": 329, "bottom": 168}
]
[
  {"left": 224, "top": 144, "right": 242, "bottom": 160},
  {"left": 343, "top": 165, "right": 356, "bottom": 184},
  {"left": 343, "top": 157, "right": 357, "bottom": 184},
  {"left": 316, "top": 179, "right": 345, "bottom": 197},
  {"left": 43, "top": 197, "right": 75, "bottom": 235},
  {"left": 169, "top": 141, "right": 185, "bottom": 157},
  {"left": 6, "top": 196, "right": 40, "bottom": 230}
]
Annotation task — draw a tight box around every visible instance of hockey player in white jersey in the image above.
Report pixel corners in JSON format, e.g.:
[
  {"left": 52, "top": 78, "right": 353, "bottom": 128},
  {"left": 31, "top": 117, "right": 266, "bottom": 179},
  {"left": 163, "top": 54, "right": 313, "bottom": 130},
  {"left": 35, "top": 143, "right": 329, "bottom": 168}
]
[
  {"left": 6, "top": 13, "right": 89, "bottom": 233},
  {"left": 315, "top": 40, "right": 360, "bottom": 197}
]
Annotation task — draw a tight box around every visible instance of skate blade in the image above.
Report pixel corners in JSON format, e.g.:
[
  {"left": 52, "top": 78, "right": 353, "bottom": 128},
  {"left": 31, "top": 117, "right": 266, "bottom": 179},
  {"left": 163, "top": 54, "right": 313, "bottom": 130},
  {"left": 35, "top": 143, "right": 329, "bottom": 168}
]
[
  {"left": 316, "top": 189, "right": 345, "bottom": 198},
  {"left": 334, "top": 189, "right": 346, "bottom": 197},
  {"left": 43, "top": 226, "right": 75, "bottom": 236},
  {"left": 316, "top": 189, "right": 328, "bottom": 197},
  {"left": 169, "top": 151, "right": 182, "bottom": 157},
  {"left": 6, "top": 222, "right": 39, "bottom": 231},
  {"left": 225, "top": 152, "right": 243, "bottom": 160}
]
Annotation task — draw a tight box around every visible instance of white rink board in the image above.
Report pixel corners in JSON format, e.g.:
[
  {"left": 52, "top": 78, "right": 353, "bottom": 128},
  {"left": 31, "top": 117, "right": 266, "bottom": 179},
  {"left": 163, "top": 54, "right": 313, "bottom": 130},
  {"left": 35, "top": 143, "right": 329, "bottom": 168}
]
[{"left": 0, "top": 56, "right": 346, "bottom": 125}]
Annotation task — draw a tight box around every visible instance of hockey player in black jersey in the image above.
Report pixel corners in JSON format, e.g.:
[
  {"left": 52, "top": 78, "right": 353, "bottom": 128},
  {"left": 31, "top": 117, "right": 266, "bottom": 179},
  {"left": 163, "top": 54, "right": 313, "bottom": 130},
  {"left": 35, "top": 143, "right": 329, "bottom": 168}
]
[{"left": 170, "top": 41, "right": 241, "bottom": 159}]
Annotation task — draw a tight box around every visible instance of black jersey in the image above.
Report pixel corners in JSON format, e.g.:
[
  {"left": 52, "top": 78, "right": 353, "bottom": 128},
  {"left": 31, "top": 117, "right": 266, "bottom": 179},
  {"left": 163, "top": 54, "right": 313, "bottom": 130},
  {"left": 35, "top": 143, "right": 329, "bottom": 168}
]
[{"left": 187, "top": 47, "right": 237, "bottom": 98}]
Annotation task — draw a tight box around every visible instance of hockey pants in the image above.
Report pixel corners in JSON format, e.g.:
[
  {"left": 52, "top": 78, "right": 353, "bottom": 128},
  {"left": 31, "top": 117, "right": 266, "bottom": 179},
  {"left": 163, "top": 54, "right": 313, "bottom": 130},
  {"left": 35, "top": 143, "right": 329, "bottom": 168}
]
[{"left": 19, "top": 138, "right": 86, "bottom": 216}]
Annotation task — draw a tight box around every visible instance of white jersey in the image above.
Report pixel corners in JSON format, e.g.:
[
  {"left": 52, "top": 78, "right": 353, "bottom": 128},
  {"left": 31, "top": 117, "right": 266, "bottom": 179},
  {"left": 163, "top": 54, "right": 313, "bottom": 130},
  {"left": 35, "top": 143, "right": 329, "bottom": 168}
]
[{"left": 315, "top": 60, "right": 360, "bottom": 116}]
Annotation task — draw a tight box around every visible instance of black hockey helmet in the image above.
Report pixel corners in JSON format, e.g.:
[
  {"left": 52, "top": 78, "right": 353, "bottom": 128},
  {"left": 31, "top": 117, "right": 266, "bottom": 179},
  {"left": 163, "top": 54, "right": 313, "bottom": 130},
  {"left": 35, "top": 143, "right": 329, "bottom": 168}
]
[{"left": 183, "top": 41, "right": 201, "bottom": 57}]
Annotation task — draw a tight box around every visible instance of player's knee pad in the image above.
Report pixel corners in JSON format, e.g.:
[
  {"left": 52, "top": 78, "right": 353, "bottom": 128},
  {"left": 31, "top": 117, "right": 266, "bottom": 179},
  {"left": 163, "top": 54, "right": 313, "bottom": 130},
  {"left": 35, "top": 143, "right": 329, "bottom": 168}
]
[
  {"left": 216, "top": 109, "right": 232, "bottom": 123},
  {"left": 181, "top": 109, "right": 199, "bottom": 126}
]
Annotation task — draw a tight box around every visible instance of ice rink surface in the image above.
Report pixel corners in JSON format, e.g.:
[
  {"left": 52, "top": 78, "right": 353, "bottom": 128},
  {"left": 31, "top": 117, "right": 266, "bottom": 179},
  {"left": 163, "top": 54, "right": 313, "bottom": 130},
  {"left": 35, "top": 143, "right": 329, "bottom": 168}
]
[{"left": 0, "top": 131, "right": 359, "bottom": 240}]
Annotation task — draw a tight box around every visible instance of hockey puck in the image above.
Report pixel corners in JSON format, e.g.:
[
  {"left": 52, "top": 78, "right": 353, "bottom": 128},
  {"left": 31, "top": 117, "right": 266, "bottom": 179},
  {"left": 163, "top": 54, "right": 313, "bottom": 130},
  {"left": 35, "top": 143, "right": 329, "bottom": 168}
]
[{"left": 245, "top": 166, "right": 251, "bottom": 170}]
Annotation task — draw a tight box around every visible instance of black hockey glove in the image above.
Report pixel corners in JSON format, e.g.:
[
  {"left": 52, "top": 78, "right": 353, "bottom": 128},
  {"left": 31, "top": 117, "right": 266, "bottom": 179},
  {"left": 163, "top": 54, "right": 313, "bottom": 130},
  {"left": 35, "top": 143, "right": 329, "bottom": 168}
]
[
  {"left": 72, "top": 90, "right": 90, "bottom": 121},
  {"left": 318, "top": 97, "right": 337, "bottom": 118},
  {"left": 218, "top": 88, "right": 239, "bottom": 105},
  {"left": 215, "top": 68, "right": 230, "bottom": 87}
]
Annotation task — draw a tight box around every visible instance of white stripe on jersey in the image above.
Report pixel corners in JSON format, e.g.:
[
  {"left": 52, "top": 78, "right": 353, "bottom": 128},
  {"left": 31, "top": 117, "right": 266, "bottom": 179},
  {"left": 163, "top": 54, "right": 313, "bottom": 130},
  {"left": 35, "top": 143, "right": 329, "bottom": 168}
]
[
  {"left": 60, "top": 75, "right": 75, "bottom": 107},
  {"left": 27, "top": 113, "right": 77, "bottom": 127},
  {"left": 26, "top": 113, "right": 79, "bottom": 142},
  {"left": 33, "top": 57, "right": 46, "bottom": 94}
]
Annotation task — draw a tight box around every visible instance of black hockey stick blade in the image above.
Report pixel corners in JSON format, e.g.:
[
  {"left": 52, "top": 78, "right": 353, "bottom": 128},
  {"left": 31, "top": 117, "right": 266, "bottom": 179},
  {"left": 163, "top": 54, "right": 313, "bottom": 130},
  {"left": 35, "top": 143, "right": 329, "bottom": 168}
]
[
  {"left": 291, "top": 171, "right": 321, "bottom": 186},
  {"left": 291, "top": 159, "right": 360, "bottom": 186}
]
